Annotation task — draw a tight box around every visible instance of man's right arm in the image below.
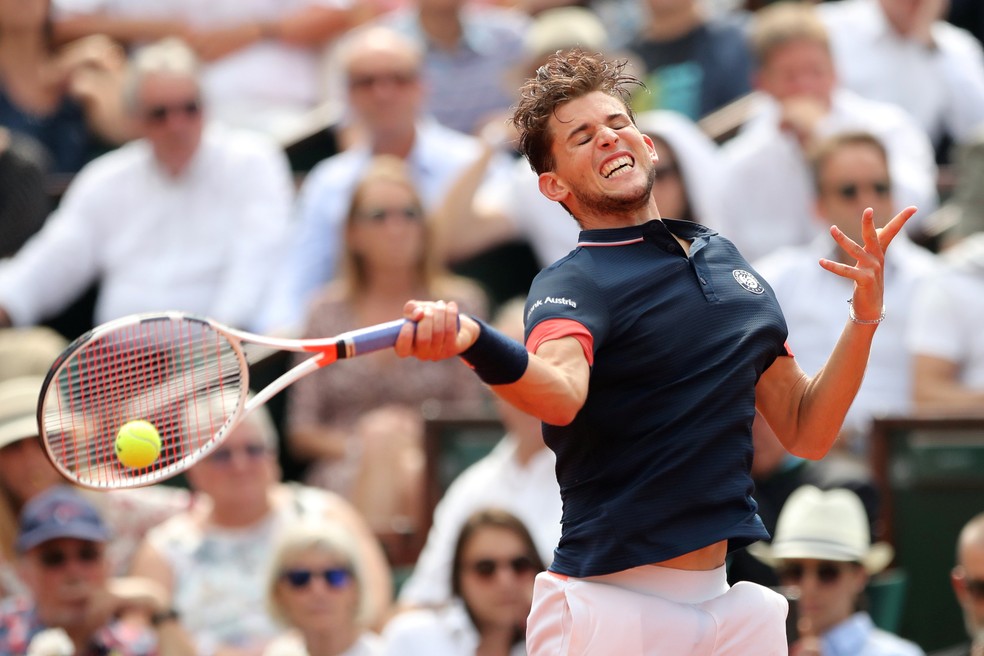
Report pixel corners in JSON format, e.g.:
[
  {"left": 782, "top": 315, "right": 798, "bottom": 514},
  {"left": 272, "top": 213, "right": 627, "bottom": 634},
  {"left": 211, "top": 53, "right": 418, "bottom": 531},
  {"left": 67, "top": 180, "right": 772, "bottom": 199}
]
[{"left": 395, "top": 301, "right": 590, "bottom": 426}]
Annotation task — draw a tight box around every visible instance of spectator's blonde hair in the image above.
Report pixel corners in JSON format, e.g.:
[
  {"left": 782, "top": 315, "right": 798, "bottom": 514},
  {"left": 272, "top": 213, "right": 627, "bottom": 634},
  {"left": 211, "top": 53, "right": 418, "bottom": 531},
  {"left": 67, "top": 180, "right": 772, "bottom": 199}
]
[
  {"left": 265, "top": 521, "right": 370, "bottom": 627},
  {"left": 748, "top": 2, "right": 830, "bottom": 68}
]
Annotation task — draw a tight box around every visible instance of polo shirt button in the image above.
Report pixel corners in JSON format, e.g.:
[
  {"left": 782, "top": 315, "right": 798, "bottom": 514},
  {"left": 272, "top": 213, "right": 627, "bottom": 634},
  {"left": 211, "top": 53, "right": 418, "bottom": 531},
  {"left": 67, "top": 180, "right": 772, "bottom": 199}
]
[{"left": 699, "top": 277, "right": 708, "bottom": 285}]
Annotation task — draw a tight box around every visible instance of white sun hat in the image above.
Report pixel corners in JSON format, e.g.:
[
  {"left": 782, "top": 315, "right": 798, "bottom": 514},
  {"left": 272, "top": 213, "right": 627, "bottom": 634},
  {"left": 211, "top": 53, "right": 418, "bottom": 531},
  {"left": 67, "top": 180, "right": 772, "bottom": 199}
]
[{"left": 748, "top": 485, "right": 894, "bottom": 574}]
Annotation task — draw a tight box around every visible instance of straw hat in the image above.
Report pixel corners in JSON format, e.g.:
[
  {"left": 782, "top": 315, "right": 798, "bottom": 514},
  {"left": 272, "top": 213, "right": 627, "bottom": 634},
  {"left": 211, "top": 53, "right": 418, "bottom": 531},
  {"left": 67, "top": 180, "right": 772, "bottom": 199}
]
[
  {"left": 748, "top": 485, "right": 894, "bottom": 574},
  {"left": 0, "top": 375, "right": 44, "bottom": 450}
]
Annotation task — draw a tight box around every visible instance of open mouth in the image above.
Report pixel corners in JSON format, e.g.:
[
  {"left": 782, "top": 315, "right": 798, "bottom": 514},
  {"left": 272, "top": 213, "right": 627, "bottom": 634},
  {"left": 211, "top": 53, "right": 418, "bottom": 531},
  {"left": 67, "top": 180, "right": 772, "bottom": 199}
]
[{"left": 601, "top": 155, "right": 634, "bottom": 179}]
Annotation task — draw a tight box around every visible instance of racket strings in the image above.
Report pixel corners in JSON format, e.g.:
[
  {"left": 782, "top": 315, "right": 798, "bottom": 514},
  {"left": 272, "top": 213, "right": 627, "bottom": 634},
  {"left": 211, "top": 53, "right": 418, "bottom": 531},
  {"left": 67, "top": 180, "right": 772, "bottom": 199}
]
[{"left": 41, "top": 318, "right": 247, "bottom": 486}]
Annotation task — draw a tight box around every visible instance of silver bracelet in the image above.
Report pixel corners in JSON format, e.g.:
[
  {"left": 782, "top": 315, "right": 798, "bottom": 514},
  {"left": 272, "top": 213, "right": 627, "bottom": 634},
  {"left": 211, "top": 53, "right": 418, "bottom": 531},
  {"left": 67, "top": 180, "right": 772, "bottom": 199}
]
[{"left": 848, "top": 300, "right": 886, "bottom": 325}]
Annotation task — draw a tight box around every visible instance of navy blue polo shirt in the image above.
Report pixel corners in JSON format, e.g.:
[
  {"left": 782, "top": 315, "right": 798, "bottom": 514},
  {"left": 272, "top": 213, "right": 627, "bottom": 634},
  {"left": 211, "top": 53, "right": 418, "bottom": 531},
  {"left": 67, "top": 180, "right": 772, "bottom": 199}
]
[{"left": 524, "top": 218, "right": 789, "bottom": 578}]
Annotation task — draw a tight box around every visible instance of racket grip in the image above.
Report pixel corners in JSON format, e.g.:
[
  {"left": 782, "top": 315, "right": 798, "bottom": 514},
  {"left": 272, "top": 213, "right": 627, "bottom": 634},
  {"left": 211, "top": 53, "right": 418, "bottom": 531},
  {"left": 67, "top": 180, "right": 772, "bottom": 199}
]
[
  {"left": 340, "top": 319, "right": 407, "bottom": 357},
  {"left": 339, "top": 314, "right": 464, "bottom": 358}
]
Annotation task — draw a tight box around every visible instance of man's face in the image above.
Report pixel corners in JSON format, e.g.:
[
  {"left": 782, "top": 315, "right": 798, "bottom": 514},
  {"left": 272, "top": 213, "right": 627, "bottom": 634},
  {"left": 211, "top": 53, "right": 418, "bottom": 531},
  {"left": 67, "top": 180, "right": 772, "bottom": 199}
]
[
  {"left": 815, "top": 142, "right": 893, "bottom": 244},
  {"left": 346, "top": 44, "right": 422, "bottom": 138},
  {"left": 135, "top": 73, "right": 204, "bottom": 176},
  {"left": 20, "top": 538, "right": 108, "bottom": 629},
  {"left": 756, "top": 40, "right": 836, "bottom": 106},
  {"left": 539, "top": 91, "right": 658, "bottom": 227},
  {"left": 776, "top": 559, "right": 867, "bottom": 635},
  {"left": 953, "top": 541, "right": 984, "bottom": 637}
]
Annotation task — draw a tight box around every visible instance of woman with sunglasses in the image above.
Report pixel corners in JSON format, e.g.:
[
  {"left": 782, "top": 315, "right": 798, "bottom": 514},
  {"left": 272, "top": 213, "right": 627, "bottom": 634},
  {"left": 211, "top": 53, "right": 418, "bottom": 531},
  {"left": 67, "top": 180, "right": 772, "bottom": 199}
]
[
  {"left": 751, "top": 485, "right": 924, "bottom": 656},
  {"left": 381, "top": 508, "right": 544, "bottom": 656},
  {"left": 286, "top": 155, "right": 489, "bottom": 542},
  {"left": 129, "top": 404, "right": 394, "bottom": 656},
  {"left": 263, "top": 522, "right": 383, "bottom": 656}
]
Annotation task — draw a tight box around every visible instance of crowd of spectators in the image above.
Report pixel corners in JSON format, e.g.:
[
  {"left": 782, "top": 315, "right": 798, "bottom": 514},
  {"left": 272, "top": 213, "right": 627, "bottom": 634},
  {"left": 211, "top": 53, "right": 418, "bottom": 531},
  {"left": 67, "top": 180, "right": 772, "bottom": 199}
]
[{"left": 3, "top": 0, "right": 984, "bottom": 653}]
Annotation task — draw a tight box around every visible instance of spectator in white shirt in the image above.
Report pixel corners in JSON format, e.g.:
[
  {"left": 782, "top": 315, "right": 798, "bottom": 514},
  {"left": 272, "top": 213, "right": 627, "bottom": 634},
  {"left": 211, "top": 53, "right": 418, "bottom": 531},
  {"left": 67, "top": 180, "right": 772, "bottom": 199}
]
[
  {"left": 753, "top": 131, "right": 938, "bottom": 453},
  {"left": 259, "top": 26, "right": 493, "bottom": 336},
  {"left": 818, "top": 0, "right": 984, "bottom": 152},
  {"left": 0, "top": 38, "right": 293, "bottom": 331},
  {"left": 397, "top": 298, "right": 561, "bottom": 609},
  {"left": 717, "top": 1, "right": 939, "bottom": 263}
]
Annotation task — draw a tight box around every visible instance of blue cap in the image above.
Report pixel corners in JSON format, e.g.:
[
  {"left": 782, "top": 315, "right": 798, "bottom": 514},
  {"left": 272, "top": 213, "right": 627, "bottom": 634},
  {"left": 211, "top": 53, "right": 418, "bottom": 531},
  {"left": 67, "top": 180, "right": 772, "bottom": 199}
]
[{"left": 16, "top": 486, "right": 110, "bottom": 553}]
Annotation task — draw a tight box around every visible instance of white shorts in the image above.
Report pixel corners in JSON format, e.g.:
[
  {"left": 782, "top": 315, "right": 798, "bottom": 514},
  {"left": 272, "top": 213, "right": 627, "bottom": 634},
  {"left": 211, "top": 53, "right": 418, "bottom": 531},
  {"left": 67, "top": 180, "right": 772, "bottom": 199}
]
[{"left": 526, "top": 563, "right": 788, "bottom": 655}]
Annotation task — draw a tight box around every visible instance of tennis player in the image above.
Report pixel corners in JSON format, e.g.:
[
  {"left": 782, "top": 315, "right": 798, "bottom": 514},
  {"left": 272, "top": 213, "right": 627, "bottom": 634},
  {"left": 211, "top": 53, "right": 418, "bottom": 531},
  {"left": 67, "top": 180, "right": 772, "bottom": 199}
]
[{"left": 395, "top": 49, "right": 914, "bottom": 654}]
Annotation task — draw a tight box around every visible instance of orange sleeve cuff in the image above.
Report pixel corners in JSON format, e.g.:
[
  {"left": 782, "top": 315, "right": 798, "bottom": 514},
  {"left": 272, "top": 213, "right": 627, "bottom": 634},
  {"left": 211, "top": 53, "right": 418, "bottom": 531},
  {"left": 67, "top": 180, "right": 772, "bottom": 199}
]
[{"left": 527, "top": 318, "right": 595, "bottom": 366}]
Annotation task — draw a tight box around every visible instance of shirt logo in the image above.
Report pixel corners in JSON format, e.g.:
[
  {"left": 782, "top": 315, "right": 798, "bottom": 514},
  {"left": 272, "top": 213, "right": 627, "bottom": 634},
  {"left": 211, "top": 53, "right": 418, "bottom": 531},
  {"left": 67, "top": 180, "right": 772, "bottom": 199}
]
[{"left": 732, "top": 269, "right": 765, "bottom": 295}]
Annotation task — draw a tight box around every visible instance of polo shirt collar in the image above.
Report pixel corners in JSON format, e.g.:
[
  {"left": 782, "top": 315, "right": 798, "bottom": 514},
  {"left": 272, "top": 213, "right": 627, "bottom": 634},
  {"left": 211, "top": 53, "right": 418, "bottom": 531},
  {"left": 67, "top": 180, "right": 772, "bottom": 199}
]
[{"left": 576, "top": 218, "right": 718, "bottom": 247}]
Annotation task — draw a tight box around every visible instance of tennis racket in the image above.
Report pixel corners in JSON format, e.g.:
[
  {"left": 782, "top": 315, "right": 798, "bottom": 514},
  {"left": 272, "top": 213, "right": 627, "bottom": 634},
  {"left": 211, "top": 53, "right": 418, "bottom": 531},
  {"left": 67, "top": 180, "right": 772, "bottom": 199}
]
[{"left": 37, "top": 311, "right": 407, "bottom": 489}]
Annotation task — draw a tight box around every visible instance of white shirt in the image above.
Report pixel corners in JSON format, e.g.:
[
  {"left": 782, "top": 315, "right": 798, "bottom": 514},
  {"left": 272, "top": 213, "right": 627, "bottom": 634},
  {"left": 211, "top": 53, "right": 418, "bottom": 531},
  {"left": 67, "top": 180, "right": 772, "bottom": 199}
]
[
  {"left": 754, "top": 234, "right": 938, "bottom": 449},
  {"left": 52, "top": 0, "right": 350, "bottom": 135},
  {"left": 818, "top": 0, "right": 984, "bottom": 146},
  {"left": 0, "top": 124, "right": 293, "bottom": 330},
  {"left": 259, "top": 119, "right": 489, "bottom": 334},
  {"left": 906, "top": 234, "right": 984, "bottom": 390},
  {"left": 398, "top": 436, "right": 560, "bottom": 607},
  {"left": 381, "top": 601, "right": 526, "bottom": 656},
  {"left": 718, "top": 89, "right": 939, "bottom": 263}
]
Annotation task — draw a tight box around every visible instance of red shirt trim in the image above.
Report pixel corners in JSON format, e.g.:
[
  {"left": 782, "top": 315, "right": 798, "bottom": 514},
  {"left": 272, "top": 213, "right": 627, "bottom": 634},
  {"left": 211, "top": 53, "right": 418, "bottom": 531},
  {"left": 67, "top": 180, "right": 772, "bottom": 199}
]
[{"left": 527, "top": 318, "right": 595, "bottom": 366}]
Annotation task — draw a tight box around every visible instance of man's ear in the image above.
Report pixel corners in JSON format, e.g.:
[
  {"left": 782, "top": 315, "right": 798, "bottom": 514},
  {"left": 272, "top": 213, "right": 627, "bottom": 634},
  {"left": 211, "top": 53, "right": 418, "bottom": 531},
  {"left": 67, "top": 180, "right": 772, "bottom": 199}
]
[
  {"left": 538, "top": 171, "right": 569, "bottom": 203},
  {"left": 643, "top": 133, "right": 658, "bottom": 164}
]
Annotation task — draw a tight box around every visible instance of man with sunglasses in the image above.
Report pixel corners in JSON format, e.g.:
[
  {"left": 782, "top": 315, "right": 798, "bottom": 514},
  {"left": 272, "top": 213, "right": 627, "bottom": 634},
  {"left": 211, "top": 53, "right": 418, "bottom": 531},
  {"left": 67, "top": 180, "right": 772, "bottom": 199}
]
[
  {"left": 754, "top": 131, "right": 939, "bottom": 454},
  {"left": 0, "top": 37, "right": 293, "bottom": 334},
  {"left": 931, "top": 513, "right": 984, "bottom": 656},
  {"left": 751, "top": 485, "right": 924, "bottom": 656},
  {"left": 0, "top": 486, "right": 196, "bottom": 655},
  {"left": 717, "top": 1, "right": 938, "bottom": 264}
]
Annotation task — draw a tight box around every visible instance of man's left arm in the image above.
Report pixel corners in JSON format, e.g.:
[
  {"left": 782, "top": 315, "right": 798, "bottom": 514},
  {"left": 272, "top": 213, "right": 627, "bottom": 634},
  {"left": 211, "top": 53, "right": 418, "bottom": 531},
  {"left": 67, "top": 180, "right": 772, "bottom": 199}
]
[{"left": 755, "top": 206, "right": 916, "bottom": 459}]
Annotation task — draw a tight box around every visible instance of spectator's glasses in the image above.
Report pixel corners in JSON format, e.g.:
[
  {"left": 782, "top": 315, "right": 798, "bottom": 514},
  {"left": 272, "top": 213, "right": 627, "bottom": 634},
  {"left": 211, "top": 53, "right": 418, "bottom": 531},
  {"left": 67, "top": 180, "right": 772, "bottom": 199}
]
[
  {"left": 467, "top": 555, "right": 538, "bottom": 580},
  {"left": 348, "top": 71, "right": 418, "bottom": 91},
  {"left": 828, "top": 181, "right": 891, "bottom": 201},
  {"left": 144, "top": 99, "right": 202, "bottom": 124},
  {"left": 954, "top": 567, "right": 984, "bottom": 601},
  {"left": 355, "top": 206, "right": 423, "bottom": 224},
  {"left": 36, "top": 543, "right": 103, "bottom": 569},
  {"left": 281, "top": 568, "right": 352, "bottom": 589},
  {"left": 776, "top": 561, "right": 855, "bottom": 586},
  {"left": 208, "top": 443, "right": 269, "bottom": 465}
]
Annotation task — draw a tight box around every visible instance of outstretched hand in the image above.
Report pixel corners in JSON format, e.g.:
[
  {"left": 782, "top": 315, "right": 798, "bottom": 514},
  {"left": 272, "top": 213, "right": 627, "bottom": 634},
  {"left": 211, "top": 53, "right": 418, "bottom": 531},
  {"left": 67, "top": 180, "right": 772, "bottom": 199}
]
[
  {"left": 818, "top": 206, "right": 916, "bottom": 323},
  {"left": 394, "top": 300, "right": 480, "bottom": 361}
]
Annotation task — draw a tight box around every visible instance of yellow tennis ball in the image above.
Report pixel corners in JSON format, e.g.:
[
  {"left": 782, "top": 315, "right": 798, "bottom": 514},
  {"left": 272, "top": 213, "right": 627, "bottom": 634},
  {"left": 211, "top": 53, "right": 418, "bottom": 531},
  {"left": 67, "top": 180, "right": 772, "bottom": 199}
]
[{"left": 115, "top": 420, "right": 162, "bottom": 469}]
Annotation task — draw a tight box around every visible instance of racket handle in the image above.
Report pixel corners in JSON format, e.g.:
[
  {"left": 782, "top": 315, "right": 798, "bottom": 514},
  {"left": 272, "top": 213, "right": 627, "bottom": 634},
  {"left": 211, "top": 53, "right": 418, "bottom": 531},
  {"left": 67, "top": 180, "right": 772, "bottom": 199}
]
[
  {"left": 337, "top": 314, "right": 465, "bottom": 358},
  {"left": 337, "top": 319, "right": 407, "bottom": 357}
]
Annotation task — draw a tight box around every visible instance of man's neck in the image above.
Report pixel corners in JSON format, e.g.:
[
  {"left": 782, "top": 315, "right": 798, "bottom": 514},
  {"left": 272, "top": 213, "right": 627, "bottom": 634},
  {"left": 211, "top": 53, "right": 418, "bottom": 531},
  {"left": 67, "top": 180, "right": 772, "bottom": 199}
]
[{"left": 372, "top": 127, "right": 416, "bottom": 159}]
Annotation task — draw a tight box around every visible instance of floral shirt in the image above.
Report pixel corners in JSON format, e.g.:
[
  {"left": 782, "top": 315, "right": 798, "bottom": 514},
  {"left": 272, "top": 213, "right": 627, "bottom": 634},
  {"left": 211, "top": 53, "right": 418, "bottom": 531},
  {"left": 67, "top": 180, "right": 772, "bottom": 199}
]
[{"left": 0, "top": 596, "right": 157, "bottom": 655}]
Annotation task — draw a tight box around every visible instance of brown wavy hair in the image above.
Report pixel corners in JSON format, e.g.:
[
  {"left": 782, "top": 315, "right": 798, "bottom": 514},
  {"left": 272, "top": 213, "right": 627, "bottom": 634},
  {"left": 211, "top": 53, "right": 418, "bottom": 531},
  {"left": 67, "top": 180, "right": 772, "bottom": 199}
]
[{"left": 511, "top": 48, "right": 643, "bottom": 176}]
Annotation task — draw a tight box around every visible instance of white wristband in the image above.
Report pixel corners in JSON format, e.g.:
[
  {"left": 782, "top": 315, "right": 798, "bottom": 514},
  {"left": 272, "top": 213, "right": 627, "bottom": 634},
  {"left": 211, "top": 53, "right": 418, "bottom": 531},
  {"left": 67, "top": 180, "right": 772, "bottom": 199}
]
[{"left": 848, "top": 300, "right": 885, "bottom": 325}]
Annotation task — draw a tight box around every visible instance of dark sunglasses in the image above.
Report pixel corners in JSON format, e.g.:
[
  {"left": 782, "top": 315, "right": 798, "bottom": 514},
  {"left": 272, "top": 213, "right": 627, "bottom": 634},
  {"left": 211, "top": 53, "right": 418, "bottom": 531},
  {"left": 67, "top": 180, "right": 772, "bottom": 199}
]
[
  {"left": 208, "top": 443, "right": 268, "bottom": 464},
  {"left": 37, "top": 543, "right": 103, "bottom": 569},
  {"left": 828, "top": 181, "right": 891, "bottom": 201},
  {"left": 348, "top": 71, "right": 418, "bottom": 91},
  {"left": 955, "top": 569, "right": 984, "bottom": 601},
  {"left": 777, "top": 561, "right": 853, "bottom": 585},
  {"left": 281, "top": 568, "right": 352, "bottom": 589},
  {"left": 468, "top": 555, "right": 538, "bottom": 579},
  {"left": 356, "top": 206, "right": 423, "bottom": 224},
  {"left": 145, "top": 99, "right": 201, "bottom": 124}
]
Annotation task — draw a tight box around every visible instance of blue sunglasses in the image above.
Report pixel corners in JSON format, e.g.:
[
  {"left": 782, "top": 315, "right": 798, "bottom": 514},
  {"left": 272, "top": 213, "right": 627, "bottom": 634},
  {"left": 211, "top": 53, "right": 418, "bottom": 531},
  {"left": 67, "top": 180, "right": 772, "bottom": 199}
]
[{"left": 281, "top": 568, "right": 352, "bottom": 589}]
